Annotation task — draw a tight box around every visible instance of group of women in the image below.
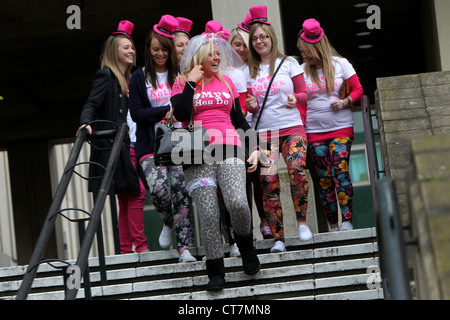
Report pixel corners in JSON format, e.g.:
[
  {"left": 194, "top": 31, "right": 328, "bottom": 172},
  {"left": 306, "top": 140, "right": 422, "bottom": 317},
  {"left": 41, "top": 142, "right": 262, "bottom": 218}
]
[{"left": 77, "top": 4, "right": 363, "bottom": 291}]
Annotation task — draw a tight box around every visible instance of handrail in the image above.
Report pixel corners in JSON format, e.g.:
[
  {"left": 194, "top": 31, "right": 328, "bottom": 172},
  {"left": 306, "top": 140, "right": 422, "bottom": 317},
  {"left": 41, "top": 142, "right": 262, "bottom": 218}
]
[
  {"left": 64, "top": 123, "right": 127, "bottom": 300},
  {"left": 360, "top": 95, "right": 411, "bottom": 299},
  {"left": 16, "top": 122, "right": 127, "bottom": 300},
  {"left": 375, "top": 178, "right": 412, "bottom": 299}
]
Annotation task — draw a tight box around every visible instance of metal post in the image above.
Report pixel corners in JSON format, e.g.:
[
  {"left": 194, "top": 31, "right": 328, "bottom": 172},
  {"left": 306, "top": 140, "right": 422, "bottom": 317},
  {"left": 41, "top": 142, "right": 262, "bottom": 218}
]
[{"left": 376, "top": 178, "right": 412, "bottom": 300}]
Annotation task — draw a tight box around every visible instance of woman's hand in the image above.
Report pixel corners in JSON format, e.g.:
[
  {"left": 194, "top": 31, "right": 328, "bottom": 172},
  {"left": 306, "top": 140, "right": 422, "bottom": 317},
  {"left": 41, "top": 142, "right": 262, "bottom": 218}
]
[
  {"left": 246, "top": 94, "right": 259, "bottom": 113},
  {"left": 76, "top": 124, "right": 92, "bottom": 136},
  {"left": 187, "top": 65, "right": 204, "bottom": 83},
  {"left": 246, "top": 149, "right": 260, "bottom": 173},
  {"left": 285, "top": 94, "right": 297, "bottom": 109},
  {"left": 330, "top": 98, "right": 346, "bottom": 111}
]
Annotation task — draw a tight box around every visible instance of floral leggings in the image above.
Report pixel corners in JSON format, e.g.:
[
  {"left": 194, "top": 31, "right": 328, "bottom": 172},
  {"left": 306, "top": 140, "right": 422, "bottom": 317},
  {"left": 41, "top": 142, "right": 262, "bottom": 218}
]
[
  {"left": 140, "top": 156, "right": 195, "bottom": 249},
  {"left": 259, "top": 134, "right": 309, "bottom": 242},
  {"left": 308, "top": 137, "right": 353, "bottom": 226}
]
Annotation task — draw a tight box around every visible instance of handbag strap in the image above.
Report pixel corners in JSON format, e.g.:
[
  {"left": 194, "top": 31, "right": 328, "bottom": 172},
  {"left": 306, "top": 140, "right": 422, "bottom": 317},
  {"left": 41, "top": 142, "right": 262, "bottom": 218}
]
[{"left": 254, "top": 57, "right": 287, "bottom": 131}]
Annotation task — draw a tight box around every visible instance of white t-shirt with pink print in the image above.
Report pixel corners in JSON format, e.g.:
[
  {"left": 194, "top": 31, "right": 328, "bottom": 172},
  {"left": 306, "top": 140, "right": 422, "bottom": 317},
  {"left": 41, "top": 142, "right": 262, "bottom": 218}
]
[
  {"left": 244, "top": 57, "right": 304, "bottom": 132},
  {"left": 302, "top": 56, "right": 356, "bottom": 133}
]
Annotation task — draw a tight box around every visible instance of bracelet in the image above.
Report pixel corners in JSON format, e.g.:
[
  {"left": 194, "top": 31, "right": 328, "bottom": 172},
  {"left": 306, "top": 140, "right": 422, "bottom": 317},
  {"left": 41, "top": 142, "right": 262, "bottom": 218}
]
[
  {"left": 340, "top": 99, "right": 345, "bottom": 108},
  {"left": 186, "top": 81, "right": 196, "bottom": 91}
]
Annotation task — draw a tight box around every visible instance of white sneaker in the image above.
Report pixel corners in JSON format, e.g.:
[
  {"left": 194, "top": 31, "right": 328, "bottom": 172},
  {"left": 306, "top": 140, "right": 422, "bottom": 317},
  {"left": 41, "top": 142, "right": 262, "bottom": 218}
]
[
  {"left": 340, "top": 221, "right": 354, "bottom": 231},
  {"left": 159, "top": 225, "right": 173, "bottom": 249},
  {"left": 298, "top": 224, "right": 313, "bottom": 241},
  {"left": 270, "top": 240, "right": 286, "bottom": 253},
  {"left": 178, "top": 249, "right": 197, "bottom": 263},
  {"left": 230, "top": 244, "right": 241, "bottom": 257}
]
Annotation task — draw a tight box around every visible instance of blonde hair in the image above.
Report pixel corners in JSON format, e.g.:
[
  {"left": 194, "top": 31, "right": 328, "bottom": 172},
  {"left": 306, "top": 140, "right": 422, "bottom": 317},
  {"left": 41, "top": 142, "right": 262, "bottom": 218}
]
[
  {"left": 297, "top": 33, "right": 341, "bottom": 96},
  {"left": 180, "top": 40, "right": 235, "bottom": 109},
  {"left": 247, "top": 23, "right": 285, "bottom": 79},
  {"left": 100, "top": 35, "right": 136, "bottom": 94},
  {"left": 229, "top": 27, "right": 249, "bottom": 51}
]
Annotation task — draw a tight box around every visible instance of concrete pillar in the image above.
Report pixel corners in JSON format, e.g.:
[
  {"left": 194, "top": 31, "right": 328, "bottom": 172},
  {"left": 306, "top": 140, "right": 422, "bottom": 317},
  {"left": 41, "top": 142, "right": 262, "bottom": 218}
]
[{"left": 434, "top": 0, "right": 450, "bottom": 71}]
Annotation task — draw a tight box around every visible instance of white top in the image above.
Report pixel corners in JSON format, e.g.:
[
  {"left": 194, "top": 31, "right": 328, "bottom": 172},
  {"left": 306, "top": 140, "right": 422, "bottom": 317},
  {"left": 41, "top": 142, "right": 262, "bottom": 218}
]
[
  {"left": 244, "top": 57, "right": 304, "bottom": 132},
  {"left": 144, "top": 70, "right": 180, "bottom": 131},
  {"left": 302, "top": 56, "right": 356, "bottom": 133}
]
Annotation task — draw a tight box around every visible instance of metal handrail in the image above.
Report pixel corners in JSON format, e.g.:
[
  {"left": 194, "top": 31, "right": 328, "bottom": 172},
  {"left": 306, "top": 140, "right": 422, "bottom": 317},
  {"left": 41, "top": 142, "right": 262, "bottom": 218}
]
[
  {"left": 16, "top": 123, "right": 127, "bottom": 300},
  {"left": 64, "top": 123, "right": 127, "bottom": 300},
  {"left": 360, "top": 95, "right": 411, "bottom": 299}
]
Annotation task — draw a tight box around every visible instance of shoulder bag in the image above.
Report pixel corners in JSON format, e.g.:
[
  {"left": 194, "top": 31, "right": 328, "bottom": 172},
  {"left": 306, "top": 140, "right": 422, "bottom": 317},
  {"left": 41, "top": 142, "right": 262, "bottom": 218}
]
[{"left": 154, "top": 106, "right": 209, "bottom": 167}]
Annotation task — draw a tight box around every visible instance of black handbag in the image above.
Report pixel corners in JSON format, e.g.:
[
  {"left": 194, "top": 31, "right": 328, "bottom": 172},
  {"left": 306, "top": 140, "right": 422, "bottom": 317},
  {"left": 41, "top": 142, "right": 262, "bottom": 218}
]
[{"left": 154, "top": 110, "right": 209, "bottom": 166}]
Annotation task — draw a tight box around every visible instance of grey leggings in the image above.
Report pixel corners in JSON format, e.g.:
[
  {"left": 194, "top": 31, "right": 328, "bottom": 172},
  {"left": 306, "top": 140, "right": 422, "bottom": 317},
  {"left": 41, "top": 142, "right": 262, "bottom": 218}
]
[{"left": 184, "top": 157, "right": 251, "bottom": 260}]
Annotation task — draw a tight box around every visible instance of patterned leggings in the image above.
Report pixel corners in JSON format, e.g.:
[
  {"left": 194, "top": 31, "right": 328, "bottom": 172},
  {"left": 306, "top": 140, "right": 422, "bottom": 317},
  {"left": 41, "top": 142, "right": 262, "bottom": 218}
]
[
  {"left": 184, "top": 157, "right": 251, "bottom": 260},
  {"left": 308, "top": 137, "right": 353, "bottom": 226},
  {"left": 259, "top": 134, "right": 309, "bottom": 242},
  {"left": 140, "top": 156, "right": 195, "bottom": 249}
]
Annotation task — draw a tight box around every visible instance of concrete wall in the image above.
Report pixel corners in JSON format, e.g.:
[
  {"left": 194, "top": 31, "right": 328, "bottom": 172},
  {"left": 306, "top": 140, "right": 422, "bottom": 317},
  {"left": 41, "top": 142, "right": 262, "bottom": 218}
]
[
  {"left": 408, "top": 134, "right": 450, "bottom": 300},
  {"left": 375, "top": 71, "right": 450, "bottom": 223},
  {"left": 376, "top": 70, "right": 450, "bottom": 299}
]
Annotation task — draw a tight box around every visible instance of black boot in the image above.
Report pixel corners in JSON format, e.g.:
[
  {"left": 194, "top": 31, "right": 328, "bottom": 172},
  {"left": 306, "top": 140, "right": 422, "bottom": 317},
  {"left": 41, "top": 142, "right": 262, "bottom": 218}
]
[
  {"left": 234, "top": 233, "right": 260, "bottom": 275},
  {"left": 205, "top": 258, "right": 225, "bottom": 291}
]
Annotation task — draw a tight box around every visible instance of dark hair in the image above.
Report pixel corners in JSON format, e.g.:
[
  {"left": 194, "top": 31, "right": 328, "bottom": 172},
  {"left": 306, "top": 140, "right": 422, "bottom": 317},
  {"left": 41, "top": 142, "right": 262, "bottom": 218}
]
[{"left": 144, "top": 31, "right": 178, "bottom": 89}]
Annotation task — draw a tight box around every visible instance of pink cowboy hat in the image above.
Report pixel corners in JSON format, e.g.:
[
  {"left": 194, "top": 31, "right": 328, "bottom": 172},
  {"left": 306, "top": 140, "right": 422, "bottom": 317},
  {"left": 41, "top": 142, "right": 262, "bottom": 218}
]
[
  {"left": 153, "top": 15, "right": 178, "bottom": 39},
  {"left": 300, "top": 18, "right": 324, "bottom": 44},
  {"left": 237, "top": 12, "right": 252, "bottom": 33},
  {"left": 112, "top": 20, "right": 134, "bottom": 39},
  {"left": 249, "top": 5, "right": 271, "bottom": 25},
  {"left": 175, "top": 17, "right": 193, "bottom": 38}
]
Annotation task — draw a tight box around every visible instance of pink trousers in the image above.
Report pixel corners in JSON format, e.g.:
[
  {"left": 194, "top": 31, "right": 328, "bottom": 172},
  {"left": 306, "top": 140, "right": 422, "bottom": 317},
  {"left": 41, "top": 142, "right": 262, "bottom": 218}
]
[{"left": 117, "top": 147, "right": 148, "bottom": 253}]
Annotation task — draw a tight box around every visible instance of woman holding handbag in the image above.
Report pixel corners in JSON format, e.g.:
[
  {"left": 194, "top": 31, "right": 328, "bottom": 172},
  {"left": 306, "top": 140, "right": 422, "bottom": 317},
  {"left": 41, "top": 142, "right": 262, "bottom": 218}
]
[
  {"left": 171, "top": 32, "right": 261, "bottom": 291},
  {"left": 77, "top": 21, "right": 150, "bottom": 254},
  {"left": 297, "top": 18, "right": 363, "bottom": 231},
  {"left": 128, "top": 15, "right": 196, "bottom": 262},
  {"left": 245, "top": 5, "right": 311, "bottom": 253}
]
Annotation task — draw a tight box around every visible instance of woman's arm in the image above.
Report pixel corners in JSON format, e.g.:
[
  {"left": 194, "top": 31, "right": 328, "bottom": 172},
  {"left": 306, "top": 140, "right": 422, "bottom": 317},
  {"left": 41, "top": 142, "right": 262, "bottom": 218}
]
[
  {"left": 171, "top": 80, "right": 195, "bottom": 122},
  {"left": 80, "top": 68, "right": 109, "bottom": 125},
  {"left": 347, "top": 74, "right": 364, "bottom": 106},
  {"left": 291, "top": 73, "right": 308, "bottom": 105},
  {"left": 129, "top": 71, "right": 170, "bottom": 124}
]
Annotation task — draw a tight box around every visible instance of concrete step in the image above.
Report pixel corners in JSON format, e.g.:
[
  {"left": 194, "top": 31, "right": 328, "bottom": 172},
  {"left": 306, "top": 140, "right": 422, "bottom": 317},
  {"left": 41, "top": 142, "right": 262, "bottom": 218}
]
[{"left": 0, "top": 228, "right": 383, "bottom": 300}]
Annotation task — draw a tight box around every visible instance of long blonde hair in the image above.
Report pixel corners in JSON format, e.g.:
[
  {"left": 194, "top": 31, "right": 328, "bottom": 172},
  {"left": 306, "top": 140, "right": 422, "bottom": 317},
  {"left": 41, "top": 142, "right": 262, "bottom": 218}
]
[
  {"left": 180, "top": 40, "right": 235, "bottom": 109},
  {"left": 100, "top": 35, "right": 136, "bottom": 94},
  {"left": 297, "top": 34, "right": 340, "bottom": 96},
  {"left": 247, "top": 23, "right": 285, "bottom": 79}
]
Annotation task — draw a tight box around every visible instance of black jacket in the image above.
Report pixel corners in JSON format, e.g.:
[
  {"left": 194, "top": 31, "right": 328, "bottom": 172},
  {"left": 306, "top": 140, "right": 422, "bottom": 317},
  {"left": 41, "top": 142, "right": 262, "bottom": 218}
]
[{"left": 80, "top": 67, "right": 141, "bottom": 194}]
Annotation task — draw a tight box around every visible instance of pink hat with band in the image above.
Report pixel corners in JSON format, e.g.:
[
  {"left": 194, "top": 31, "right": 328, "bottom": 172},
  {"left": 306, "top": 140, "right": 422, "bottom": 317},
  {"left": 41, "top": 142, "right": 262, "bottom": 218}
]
[
  {"left": 222, "top": 28, "right": 231, "bottom": 41},
  {"left": 175, "top": 17, "right": 193, "bottom": 38},
  {"left": 153, "top": 15, "right": 178, "bottom": 39},
  {"left": 300, "top": 18, "right": 324, "bottom": 44},
  {"left": 203, "top": 20, "right": 223, "bottom": 34},
  {"left": 112, "top": 20, "right": 134, "bottom": 39},
  {"left": 237, "top": 13, "right": 252, "bottom": 33},
  {"left": 249, "top": 5, "right": 271, "bottom": 25}
]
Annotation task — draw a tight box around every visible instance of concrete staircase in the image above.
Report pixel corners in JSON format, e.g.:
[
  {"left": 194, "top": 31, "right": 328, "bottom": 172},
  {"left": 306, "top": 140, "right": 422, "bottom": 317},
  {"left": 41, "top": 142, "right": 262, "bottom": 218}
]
[{"left": 0, "top": 228, "right": 383, "bottom": 300}]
